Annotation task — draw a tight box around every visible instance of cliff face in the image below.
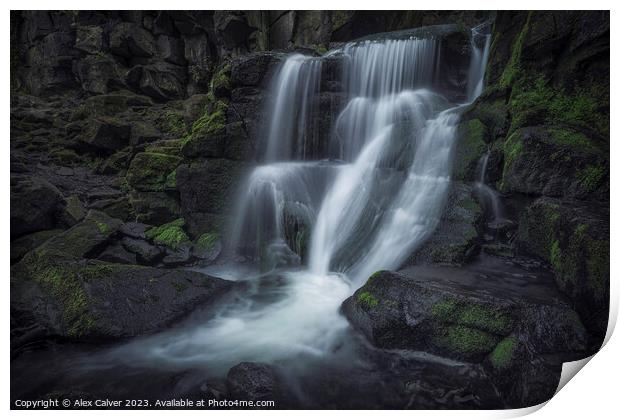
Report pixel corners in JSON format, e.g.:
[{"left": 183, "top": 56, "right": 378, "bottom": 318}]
[{"left": 461, "top": 11, "right": 609, "bottom": 338}]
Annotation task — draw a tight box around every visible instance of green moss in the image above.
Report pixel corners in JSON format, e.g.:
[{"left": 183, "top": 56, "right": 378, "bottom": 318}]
[
  {"left": 126, "top": 152, "right": 181, "bottom": 192},
  {"left": 357, "top": 291, "right": 379, "bottom": 308},
  {"left": 434, "top": 325, "right": 498, "bottom": 357},
  {"left": 164, "top": 169, "right": 177, "bottom": 190},
  {"left": 577, "top": 165, "right": 606, "bottom": 193},
  {"left": 95, "top": 221, "right": 111, "bottom": 235},
  {"left": 502, "top": 131, "right": 524, "bottom": 174},
  {"left": 550, "top": 240, "right": 562, "bottom": 271},
  {"left": 210, "top": 64, "right": 231, "bottom": 94},
  {"left": 162, "top": 110, "right": 187, "bottom": 137},
  {"left": 548, "top": 128, "right": 594, "bottom": 151},
  {"left": 432, "top": 298, "right": 513, "bottom": 335},
  {"left": 146, "top": 218, "right": 190, "bottom": 249},
  {"left": 454, "top": 119, "right": 487, "bottom": 180},
  {"left": 499, "top": 12, "right": 531, "bottom": 89},
  {"left": 195, "top": 232, "right": 219, "bottom": 252},
  {"left": 489, "top": 337, "right": 518, "bottom": 370}
]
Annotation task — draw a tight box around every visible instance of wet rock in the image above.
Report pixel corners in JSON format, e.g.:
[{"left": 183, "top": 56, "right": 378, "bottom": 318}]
[
  {"left": 409, "top": 183, "right": 482, "bottom": 265},
  {"left": 516, "top": 197, "right": 609, "bottom": 341},
  {"left": 227, "top": 362, "right": 277, "bottom": 402},
  {"left": 162, "top": 244, "right": 192, "bottom": 266},
  {"left": 11, "top": 175, "right": 64, "bottom": 239},
  {"left": 11, "top": 257, "right": 231, "bottom": 341},
  {"left": 75, "top": 54, "right": 127, "bottom": 95},
  {"left": 192, "top": 233, "right": 222, "bottom": 263},
  {"left": 130, "top": 191, "right": 180, "bottom": 225},
  {"left": 453, "top": 119, "right": 488, "bottom": 181},
  {"left": 137, "top": 62, "right": 187, "bottom": 100}
]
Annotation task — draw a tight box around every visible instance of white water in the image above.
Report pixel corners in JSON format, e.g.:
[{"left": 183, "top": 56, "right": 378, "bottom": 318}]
[
  {"left": 112, "top": 26, "right": 492, "bottom": 373},
  {"left": 474, "top": 152, "right": 503, "bottom": 222}
]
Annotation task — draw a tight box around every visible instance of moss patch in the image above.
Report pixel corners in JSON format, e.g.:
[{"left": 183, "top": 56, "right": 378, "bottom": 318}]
[
  {"left": 489, "top": 336, "right": 518, "bottom": 370},
  {"left": 146, "top": 218, "right": 190, "bottom": 249},
  {"left": 433, "top": 325, "right": 499, "bottom": 359},
  {"left": 431, "top": 297, "right": 513, "bottom": 335},
  {"left": 195, "top": 232, "right": 219, "bottom": 252},
  {"left": 357, "top": 291, "right": 379, "bottom": 308}
]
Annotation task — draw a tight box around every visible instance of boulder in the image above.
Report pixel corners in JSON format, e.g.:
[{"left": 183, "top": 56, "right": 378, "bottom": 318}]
[
  {"left": 97, "top": 243, "right": 137, "bottom": 265},
  {"left": 11, "top": 257, "right": 231, "bottom": 341},
  {"left": 126, "top": 152, "right": 181, "bottom": 192},
  {"left": 227, "top": 362, "right": 277, "bottom": 401},
  {"left": 500, "top": 126, "right": 608, "bottom": 200},
  {"left": 342, "top": 269, "right": 589, "bottom": 406},
  {"left": 80, "top": 117, "right": 131, "bottom": 153},
  {"left": 74, "top": 25, "right": 103, "bottom": 54},
  {"left": 409, "top": 183, "right": 482, "bottom": 265},
  {"left": 109, "top": 22, "right": 156, "bottom": 58},
  {"left": 230, "top": 52, "right": 284, "bottom": 87},
  {"left": 75, "top": 54, "right": 127, "bottom": 95},
  {"left": 453, "top": 119, "right": 488, "bottom": 182},
  {"left": 11, "top": 175, "right": 64, "bottom": 239},
  {"left": 11, "top": 229, "right": 62, "bottom": 264},
  {"left": 516, "top": 198, "right": 609, "bottom": 340},
  {"left": 121, "top": 237, "right": 163, "bottom": 264}
]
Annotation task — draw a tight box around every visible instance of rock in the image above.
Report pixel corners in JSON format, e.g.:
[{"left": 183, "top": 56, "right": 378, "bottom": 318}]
[
  {"left": 342, "top": 269, "right": 588, "bottom": 406},
  {"left": 97, "top": 243, "right": 137, "bottom": 265},
  {"left": 230, "top": 52, "right": 284, "bottom": 87},
  {"left": 11, "top": 175, "right": 64, "bottom": 239},
  {"left": 75, "top": 54, "right": 127, "bottom": 95},
  {"left": 409, "top": 183, "right": 482, "bottom": 265},
  {"left": 227, "top": 362, "right": 277, "bottom": 401},
  {"left": 23, "top": 31, "right": 79, "bottom": 94},
  {"left": 500, "top": 126, "right": 608, "bottom": 200},
  {"left": 80, "top": 117, "right": 131, "bottom": 153},
  {"left": 126, "top": 152, "right": 181, "bottom": 192},
  {"left": 192, "top": 233, "right": 222, "bottom": 263},
  {"left": 75, "top": 25, "right": 103, "bottom": 54},
  {"left": 119, "top": 222, "right": 149, "bottom": 239},
  {"left": 129, "top": 191, "right": 180, "bottom": 225},
  {"left": 121, "top": 237, "right": 163, "bottom": 263},
  {"left": 453, "top": 119, "right": 488, "bottom": 181},
  {"left": 109, "top": 22, "right": 156, "bottom": 58},
  {"left": 11, "top": 229, "right": 62, "bottom": 264},
  {"left": 136, "top": 62, "right": 187, "bottom": 100},
  {"left": 162, "top": 244, "right": 192, "bottom": 266},
  {"left": 61, "top": 194, "right": 87, "bottom": 226},
  {"left": 176, "top": 159, "right": 246, "bottom": 235},
  {"left": 516, "top": 198, "right": 609, "bottom": 340},
  {"left": 130, "top": 121, "right": 162, "bottom": 146},
  {"left": 33, "top": 210, "right": 122, "bottom": 260},
  {"left": 214, "top": 12, "right": 255, "bottom": 49},
  {"left": 11, "top": 258, "right": 231, "bottom": 341},
  {"left": 156, "top": 35, "right": 186, "bottom": 65}
]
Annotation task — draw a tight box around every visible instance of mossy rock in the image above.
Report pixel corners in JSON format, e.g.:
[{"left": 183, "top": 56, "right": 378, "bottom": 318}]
[
  {"left": 145, "top": 218, "right": 190, "bottom": 250},
  {"left": 453, "top": 119, "right": 488, "bottom": 181},
  {"left": 126, "top": 152, "right": 181, "bottom": 192}
]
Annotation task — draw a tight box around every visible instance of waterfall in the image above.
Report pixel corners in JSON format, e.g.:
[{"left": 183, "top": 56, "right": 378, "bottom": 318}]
[
  {"left": 474, "top": 152, "right": 503, "bottom": 222},
  {"left": 115, "top": 25, "right": 494, "bottom": 371},
  {"left": 467, "top": 23, "right": 491, "bottom": 101}
]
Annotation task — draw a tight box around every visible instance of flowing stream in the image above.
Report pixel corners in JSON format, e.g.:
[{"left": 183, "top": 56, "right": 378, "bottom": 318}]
[{"left": 111, "top": 25, "right": 492, "bottom": 374}]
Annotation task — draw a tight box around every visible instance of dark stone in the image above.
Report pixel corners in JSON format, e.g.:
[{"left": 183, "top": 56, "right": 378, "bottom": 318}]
[
  {"left": 230, "top": 52, "right": 284, "bottom": 87},
  {"left": 11, "top": 229, "right": 62, "bottom": 264},
  {"left": 119, "top": 222, "right": 150, "bottom": 239},
  {"left": 11, "top": 175, "right": 64, "bottom": 239},
  {"left": 74, "top": 25, "right": 103, "bottom": 54},
  {"left": 162, "top": 244, "right": 192, "bottom": 266},
  {"left": 11, "top": 257, "right": 231, "bottom": 341},
  {"left": 121, "top": 237, "right": 163, "bottom": 264},
  {"left": 214, "top": 12, "right": 255, "bottom": 50},
  {"left": 98, "top": 243, "right": 137, "bottom": 265},
  {"left": 410, "top": 183, "right": 482, "bottom": 265},
  {"left": 109, "top": 22, "right": 156, "bottom": 58},
  {"left": 516, "top": 198, "right": 609, "bottom": 341},
  {"left": 80, "top": 117, "right": 131, "bottom": 153},
  {"left": 227, "top": 362, "right": 277, "bottom": 401}
]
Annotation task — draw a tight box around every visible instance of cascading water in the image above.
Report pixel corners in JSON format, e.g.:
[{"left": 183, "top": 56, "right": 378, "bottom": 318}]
[
  {"left": 112, "top": 25, "right": 492, "bottom": 372},
  {"left": 474, "top": 151, "right": 503, "bottom": 222}
]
